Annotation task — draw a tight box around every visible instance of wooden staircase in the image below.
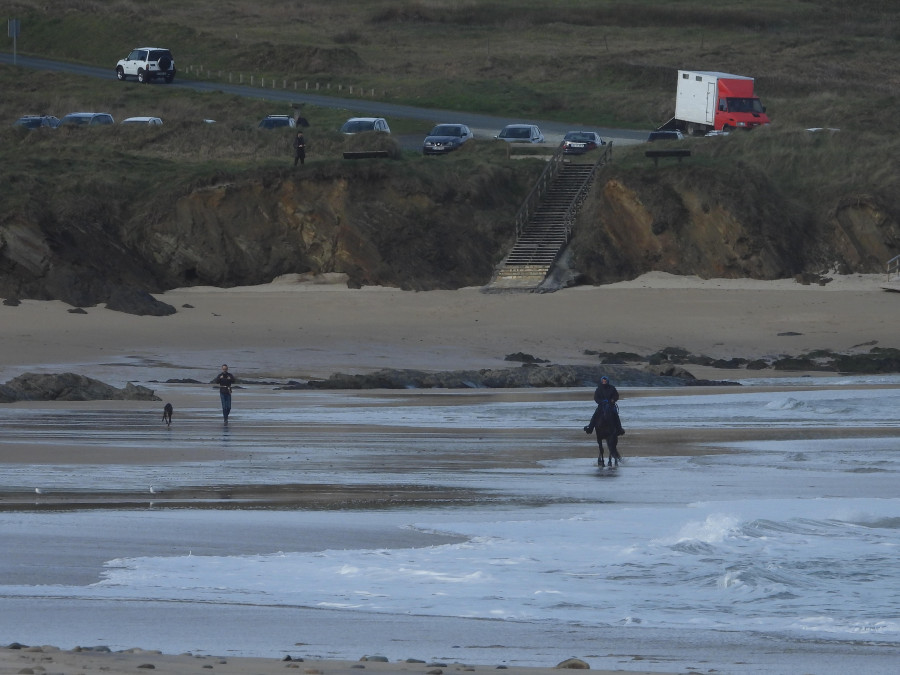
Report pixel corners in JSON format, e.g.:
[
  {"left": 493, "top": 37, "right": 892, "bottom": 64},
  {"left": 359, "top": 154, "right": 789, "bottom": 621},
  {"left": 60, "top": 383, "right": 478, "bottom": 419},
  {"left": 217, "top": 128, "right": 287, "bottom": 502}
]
[{"left": 486, "top": 143, "right": 611, "bottom": 291}]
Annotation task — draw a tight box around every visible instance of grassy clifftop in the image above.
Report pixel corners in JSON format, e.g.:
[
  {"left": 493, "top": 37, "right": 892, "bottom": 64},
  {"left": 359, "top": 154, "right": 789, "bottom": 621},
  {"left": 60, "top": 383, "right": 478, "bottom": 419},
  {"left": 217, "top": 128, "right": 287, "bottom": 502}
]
[
  {"left": 3, "top": 0, "right": 898, "bottom": 130},
  {"left": 0, "top": 1, "right": 898, "bottom": 308}
]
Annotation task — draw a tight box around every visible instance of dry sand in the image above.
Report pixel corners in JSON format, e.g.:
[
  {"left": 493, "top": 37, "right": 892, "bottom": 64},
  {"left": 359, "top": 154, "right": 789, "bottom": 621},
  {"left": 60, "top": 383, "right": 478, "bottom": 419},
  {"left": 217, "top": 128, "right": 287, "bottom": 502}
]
[
  {"left": 1, "top": 272, "right": 898, "bottom": 675},
  {"left": 1, "top": 272, "right": 897, "bottom": 381}
]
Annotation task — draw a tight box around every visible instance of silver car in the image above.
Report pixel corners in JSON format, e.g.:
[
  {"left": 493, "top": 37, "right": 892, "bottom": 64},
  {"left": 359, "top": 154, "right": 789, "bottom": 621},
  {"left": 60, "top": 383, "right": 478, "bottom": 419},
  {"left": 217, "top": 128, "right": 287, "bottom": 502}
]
[
  {"left": 121, "top": 116, "right": 163, "bottom": 125},
  {"left": 59, "top": 112, "right": 115, "bottom": 126},
  {"left": 340, "top": 117, "right": 391, "bottom": 134},
  {"left": 496, "top": 124, "right": 544, "bottom": 143}
]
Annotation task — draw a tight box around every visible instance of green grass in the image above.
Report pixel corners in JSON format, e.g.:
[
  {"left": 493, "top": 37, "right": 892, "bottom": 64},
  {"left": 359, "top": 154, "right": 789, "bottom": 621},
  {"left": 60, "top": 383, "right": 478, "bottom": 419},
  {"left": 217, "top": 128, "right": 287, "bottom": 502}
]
[
  {"left": 3, "top": 0, "right": 898, "bottom": 130},
  {"left": 2, "top": 0, "right": 899, "bottom": 265}
]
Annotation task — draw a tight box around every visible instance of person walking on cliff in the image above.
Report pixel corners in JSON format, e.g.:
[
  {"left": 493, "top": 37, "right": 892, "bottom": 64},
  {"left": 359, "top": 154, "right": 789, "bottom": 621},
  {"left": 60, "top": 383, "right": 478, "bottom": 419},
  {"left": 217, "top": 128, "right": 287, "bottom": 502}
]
[
  {"left": 293, "top": 130, "right": 306, "bottom": 166},
  {"left": 584, "top": 375, "right": 625, "bottom": 466},
  {"left": 214, "top": 364, "right": 235, "bottom": 423}
]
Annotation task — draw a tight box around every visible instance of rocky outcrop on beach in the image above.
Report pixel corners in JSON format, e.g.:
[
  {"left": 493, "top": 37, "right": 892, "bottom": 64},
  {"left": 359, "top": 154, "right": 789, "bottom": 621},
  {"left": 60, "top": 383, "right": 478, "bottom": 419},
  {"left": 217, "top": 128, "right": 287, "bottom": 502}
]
[
  {"left": 0, "top": 373, "right": 159, "bottom": 403},
  {"left": 592, "top": 345, "right": 900, "bottom": 374},
  {"left": 296, "top": 364, "right": 737, "bottom": 390}
]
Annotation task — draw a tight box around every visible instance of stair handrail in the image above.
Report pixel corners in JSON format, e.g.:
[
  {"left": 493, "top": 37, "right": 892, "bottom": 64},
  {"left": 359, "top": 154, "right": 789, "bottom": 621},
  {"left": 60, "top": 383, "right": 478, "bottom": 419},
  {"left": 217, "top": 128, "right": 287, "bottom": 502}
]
[
  {"left": 560, "top": 142, "right": 613, "bottom": 239},
  {"left": 512, "top": 142, "right": 567, "bottom": 238},
  {"left": 888, "top": 254, "right": 900, "bottom": 281}
]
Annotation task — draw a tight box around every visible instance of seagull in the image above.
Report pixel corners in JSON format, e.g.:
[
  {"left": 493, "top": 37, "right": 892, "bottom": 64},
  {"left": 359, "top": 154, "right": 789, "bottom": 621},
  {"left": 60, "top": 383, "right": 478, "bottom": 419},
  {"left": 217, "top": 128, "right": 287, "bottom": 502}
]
[
  {"left": 149, "top": 486, "right": 158, "bottom": 494},
  {"left": 34, "top": 487, "right": 43, "bottom": 495}
]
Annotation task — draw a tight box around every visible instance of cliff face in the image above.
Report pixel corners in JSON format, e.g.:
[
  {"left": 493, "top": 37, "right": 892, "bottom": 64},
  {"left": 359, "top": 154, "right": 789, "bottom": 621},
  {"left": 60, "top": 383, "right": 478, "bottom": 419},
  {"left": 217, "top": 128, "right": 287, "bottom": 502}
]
[
  {"left": 135, "top": 162, "right": 528, "bottom": 290},
  {"left": 573, "top": 165, "right": 900, "bottom": 283},
  {"left": 1, "top": 158, "right": 898, "bottom": 311},
  {"left": 0, "top": 161, "right": 534, "bottom": 306}
]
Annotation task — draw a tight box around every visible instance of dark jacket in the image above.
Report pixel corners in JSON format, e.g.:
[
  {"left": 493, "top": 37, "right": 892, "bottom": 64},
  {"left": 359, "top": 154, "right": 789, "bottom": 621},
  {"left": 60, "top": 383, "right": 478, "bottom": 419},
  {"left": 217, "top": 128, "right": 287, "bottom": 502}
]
[
  {"left": 215, "top": 371, "right": 235, "bottom": 394},
  {"left": 593, "top": 382, "right": 619, "bottom": 404}
]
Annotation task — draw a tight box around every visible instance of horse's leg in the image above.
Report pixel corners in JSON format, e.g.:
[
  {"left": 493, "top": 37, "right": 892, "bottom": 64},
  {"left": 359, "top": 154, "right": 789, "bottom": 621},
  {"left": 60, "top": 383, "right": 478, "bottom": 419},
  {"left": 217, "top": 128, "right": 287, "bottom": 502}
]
[
  {"left": 596, "top": 434, "right": 604, "bottom": 466},
  {"left": 608, "top": 433, "right": 620, "bottom": 465}
]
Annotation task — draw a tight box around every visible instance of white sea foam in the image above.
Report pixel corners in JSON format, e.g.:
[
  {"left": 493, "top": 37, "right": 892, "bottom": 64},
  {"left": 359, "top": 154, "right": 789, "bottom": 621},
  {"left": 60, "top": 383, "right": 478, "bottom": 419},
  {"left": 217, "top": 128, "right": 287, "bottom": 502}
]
[{"left": 1, "top": 382, "right": 899, "bottom": 674}]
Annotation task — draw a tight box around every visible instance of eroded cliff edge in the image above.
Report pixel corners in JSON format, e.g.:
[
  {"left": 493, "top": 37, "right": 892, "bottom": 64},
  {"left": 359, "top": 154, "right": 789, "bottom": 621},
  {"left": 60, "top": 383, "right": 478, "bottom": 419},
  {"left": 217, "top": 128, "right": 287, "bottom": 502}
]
[{"left": 1, "top": 150, "right": 897, "bottom": 312}]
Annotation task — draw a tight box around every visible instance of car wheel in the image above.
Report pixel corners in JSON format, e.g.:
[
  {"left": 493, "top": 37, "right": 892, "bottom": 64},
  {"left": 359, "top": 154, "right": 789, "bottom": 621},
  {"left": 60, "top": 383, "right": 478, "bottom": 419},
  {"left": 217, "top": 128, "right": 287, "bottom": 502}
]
[
  {"left": 116, "top": 66, "right": 126, "bottom": 81},
  {"left": 137, "top": 69, "right": 147, "bottom": 83}
]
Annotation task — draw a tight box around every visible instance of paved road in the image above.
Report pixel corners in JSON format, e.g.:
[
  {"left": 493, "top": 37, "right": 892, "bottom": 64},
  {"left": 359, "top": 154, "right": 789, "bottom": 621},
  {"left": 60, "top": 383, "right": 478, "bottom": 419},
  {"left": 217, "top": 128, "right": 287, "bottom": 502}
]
[{"left": 2, "top": 52, "right": 649, "bottom": 146}]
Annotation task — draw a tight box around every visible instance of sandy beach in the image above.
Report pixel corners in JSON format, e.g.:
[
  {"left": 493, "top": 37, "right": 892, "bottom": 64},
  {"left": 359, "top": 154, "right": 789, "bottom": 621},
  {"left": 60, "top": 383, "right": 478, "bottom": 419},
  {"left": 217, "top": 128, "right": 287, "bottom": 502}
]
[
  {"left": 1, "top": 272, "right": 897, "bottom": 381},
  {"left": 0, "top": 645, "right": 671, "bottom": 675},
  {"left": 1, "top": 273, "right": 899, "bottom": 675}
]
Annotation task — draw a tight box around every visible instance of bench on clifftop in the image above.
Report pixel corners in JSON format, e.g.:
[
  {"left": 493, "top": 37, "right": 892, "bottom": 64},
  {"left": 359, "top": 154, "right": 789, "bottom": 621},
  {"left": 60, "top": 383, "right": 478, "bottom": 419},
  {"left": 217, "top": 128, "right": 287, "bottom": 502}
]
[
  {"left": 343, "top": 150, "right": 390, "bottom": 160},
  {"left": 645, "top": 149, "right": 691, "bottom": 167}
]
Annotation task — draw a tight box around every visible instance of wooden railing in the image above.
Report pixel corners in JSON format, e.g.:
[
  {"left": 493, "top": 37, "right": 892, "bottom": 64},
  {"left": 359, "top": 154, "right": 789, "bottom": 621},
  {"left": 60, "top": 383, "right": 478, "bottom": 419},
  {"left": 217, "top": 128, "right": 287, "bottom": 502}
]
[
  {"left": 512, "top": 143, "right": 567, "bottom": 238},
  {"left": 887, "top": 254, "right": 900, "bottom": 282},
  {"left": 561, "top": 142, "right": 613, "bottom": 239}
]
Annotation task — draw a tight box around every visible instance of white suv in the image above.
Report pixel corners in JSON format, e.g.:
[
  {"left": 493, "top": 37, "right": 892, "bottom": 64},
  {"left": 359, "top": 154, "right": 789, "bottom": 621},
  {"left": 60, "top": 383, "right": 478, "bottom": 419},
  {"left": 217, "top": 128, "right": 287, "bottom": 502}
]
[{"left": 116, "top": 47, "right": 176, "bottom": 83}]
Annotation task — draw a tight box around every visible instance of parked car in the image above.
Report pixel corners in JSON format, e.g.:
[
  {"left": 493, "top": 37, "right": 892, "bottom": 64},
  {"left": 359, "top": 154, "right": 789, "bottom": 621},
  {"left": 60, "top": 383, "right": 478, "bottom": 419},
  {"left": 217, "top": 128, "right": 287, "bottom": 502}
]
[
  {"left": 121, "top": 116, "right": 163, "bottom": 125},
  {"left": 647, "top": 130, "right": 685, "bottom": 142},
  {"left": 496, "top": 124, "right": 544, "bottom": 143},
  {"left": 115, "top": 47, "right": 176, "bottom": 83},
  {"left": 258, "top": 115, "right": 296, "bottom": 129},
  {"left": 340, "top": 117, "right": 391, "bottom": 134},
  {"left": 562, "top": 131, "right": 604, "bottom": 154},
  {"left": 59, "top": 112, "right": 115, "bottom": 127},
  {"left": 422, "top": 123, "right": 473, "bottom": 155},
  {"left": 13, "top": 115, "right": 60, "bottom": 129}
]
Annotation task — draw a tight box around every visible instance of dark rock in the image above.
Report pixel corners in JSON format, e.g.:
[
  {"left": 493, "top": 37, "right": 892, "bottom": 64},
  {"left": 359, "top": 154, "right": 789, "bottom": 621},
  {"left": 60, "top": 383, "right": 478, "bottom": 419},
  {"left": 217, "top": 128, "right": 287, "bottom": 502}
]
[
  {"left": 710, "top": 357, "right": 747, "bottom": 369},
  {"left": 0, "top": 373, "right": 160, "bottom": 402},
  {"left": 137, "top": 665, "right": 156, "bottom": 670},
  {"left": 777, "top": 331, "right": 803, "bottom": 336},
  {"left": 771, "top": 356, "right": 831, "bottom": 371},
  {"left": 2, "top": 297, "right": 20, "bottom": 306},
  {"left": 68, "top": 307, "right": 88, "bottom": 314},
  {"left": 182, "top": 303, "right": 194, "bottom": 308},
  {"left": 555, "top": 658, "right": 590, "bottom": 669},
  {"left": 105, "top": 288, "right": 176, "bottom": 316},
  {"left": 746, "top": 359, "right": 770, "bottom": 370},
  {"left": 504, "top": 352, "right": 549, "bottom": 364},
  {"left": 831, "top": 347, "right": 900, "bottom": 373},
  {"left": 307, "top": 364, "right": 737, "bottom": 390},
  {"left": 165, "top": 378, "right": 202, "bottom": 384},
  {"left": 646, "top": 364, "right": 696, "bottom": 379}
]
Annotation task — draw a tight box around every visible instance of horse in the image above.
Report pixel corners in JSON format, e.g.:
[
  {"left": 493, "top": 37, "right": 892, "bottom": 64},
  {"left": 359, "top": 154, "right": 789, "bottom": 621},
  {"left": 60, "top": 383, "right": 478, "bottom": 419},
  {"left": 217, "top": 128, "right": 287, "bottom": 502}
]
[{"left": 584, "top": 400, "right": 622, "bottom": 467}]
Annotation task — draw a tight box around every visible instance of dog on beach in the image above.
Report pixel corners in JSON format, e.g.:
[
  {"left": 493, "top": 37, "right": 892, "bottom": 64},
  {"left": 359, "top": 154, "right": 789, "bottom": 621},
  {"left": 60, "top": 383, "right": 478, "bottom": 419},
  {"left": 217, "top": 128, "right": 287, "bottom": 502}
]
[{"left": 162, "top": 402, "right": 173, "bottom": 427}]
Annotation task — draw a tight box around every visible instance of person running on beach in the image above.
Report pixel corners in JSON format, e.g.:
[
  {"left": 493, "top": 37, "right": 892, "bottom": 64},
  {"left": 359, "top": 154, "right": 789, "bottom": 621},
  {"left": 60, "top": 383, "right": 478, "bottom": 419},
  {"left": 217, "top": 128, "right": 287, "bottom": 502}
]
[{"left": 214, "top": 364, "right": 235, "bottom": 423}]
